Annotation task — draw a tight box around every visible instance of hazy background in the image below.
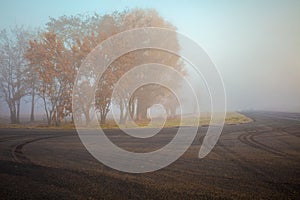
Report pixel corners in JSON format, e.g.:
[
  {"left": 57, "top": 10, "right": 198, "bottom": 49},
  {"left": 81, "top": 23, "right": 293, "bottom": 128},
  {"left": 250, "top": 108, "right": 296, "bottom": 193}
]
[{"left": 0, "top": 0, "right": 299, "bottom": 117}]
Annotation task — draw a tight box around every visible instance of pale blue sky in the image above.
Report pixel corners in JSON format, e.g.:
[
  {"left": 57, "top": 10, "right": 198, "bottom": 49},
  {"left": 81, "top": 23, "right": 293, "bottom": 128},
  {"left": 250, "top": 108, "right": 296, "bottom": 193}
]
[{"left": 0, "top": 0, "right": 300, "bottom": 114}]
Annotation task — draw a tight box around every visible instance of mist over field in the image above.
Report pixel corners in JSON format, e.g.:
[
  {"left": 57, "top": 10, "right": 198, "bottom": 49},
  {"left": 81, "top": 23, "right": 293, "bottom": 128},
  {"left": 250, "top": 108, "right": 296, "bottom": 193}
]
[
  {"left": 0, "top": 2, "right": 300, "bottom": 200},
  {"left": 0, "top": 0, "right": 299, "bottom": 123}
]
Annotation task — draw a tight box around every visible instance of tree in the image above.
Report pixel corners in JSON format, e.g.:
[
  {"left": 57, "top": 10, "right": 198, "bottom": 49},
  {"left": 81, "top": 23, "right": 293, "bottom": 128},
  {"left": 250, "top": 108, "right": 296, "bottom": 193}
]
[
  {"left": 26, "top": 32, "right": 73, "bottom": 126},
  {"left": 111, "top": 9, "right": 184, "bottom": 122},
  {"left": 95, "top": 78, "right": 113, "bottom": 125},
  {"left": 0, "top": 27, "right": 32, "bottom": 123},
  {"left": 71, "top": 14, "right": 120, "bottom": 125},
  {"left": 71, "top": 33, "right": 98, "bottom": 125},
  {"left": 25, "top": 31, "right": 43, "bottom": 122},
  {"left": 24, "top": 9, "right": 183, "bottom": 126}
]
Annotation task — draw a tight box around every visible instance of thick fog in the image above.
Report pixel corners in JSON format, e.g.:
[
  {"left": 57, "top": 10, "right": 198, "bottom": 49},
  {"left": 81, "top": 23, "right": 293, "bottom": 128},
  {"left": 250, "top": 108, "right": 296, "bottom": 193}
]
[
  {"left": 172, "top": 1, "right": 300, "bottom": 112},
  {"left": 0, "top": 1, "right": 299, "bottom": 119}
]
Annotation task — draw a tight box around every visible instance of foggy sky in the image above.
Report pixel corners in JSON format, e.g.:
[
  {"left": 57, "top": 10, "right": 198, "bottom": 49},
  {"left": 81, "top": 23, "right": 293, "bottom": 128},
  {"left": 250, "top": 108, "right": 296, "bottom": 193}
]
[{"left": 0, "top": 0, "right": 299, "bottom": 116}]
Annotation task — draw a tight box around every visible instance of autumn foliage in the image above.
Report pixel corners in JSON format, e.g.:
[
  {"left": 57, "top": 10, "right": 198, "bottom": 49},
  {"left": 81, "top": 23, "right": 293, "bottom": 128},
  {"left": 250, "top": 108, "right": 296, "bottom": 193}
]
[{"left": 1, "top": 9, "right": 183, "bottom": 126}]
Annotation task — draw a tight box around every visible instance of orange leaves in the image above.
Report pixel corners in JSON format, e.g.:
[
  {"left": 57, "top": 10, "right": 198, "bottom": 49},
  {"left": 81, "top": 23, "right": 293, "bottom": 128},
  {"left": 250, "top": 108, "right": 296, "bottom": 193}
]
[
  {"left": 26, "top": 31, "right": 75, "bottom": 124},
  {"left": 23, "top": 9, "right": 183, "bottom": 125}
]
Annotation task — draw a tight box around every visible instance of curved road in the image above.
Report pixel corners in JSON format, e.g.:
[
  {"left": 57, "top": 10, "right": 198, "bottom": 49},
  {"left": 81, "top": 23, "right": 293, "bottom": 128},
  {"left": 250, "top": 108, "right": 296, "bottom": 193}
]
[{"left": 0, "top": 112, "right": 299, "bottom": 199}]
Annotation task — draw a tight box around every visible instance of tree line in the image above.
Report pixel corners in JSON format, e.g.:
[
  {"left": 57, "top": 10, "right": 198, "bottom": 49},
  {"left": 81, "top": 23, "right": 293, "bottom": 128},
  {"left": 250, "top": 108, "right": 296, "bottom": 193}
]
[{"left": 0, "top": 9, "right": 183, "bottom": 126}]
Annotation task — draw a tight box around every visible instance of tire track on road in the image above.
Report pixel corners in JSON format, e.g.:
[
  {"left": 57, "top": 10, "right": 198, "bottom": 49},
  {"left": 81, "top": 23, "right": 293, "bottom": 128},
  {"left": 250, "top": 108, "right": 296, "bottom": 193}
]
[
  {"left": 281, "top": 127, "right": 300, "bottom": 138},
  {"left": 217, "top": 138, "right": 297, "bottom": 196},
  {"left": 10, "top": 135, "right": 68, "bottom": 164},
  {"left": 237, "top": 130, "right": 297, "bottom": 161}
]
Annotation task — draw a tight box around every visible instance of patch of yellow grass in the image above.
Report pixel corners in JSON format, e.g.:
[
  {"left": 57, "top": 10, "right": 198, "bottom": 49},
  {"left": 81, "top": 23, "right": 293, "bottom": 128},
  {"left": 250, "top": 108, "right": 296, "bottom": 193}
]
[
  {"left": 100, "top": 112, "right": 252, "bottom": 129},
  {"left": 0, "top": 112, "right": 252, "bottom": 129},
  {"left": 225, "top": 112, "right": 253, "bottom": 125}
]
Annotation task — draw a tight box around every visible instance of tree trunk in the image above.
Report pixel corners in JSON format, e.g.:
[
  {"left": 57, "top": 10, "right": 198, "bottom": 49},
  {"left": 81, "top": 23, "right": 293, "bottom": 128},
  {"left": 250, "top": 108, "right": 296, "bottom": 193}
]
[
  {"left": 9, "top": 102, "right": 19, "bottom": 124},
  {"left": 129, "top": 96, "right": 136, "bottom": 120},
  {"left": 136, "top": 97, "right": 148, "bottom": 121},
  {"left": 84, "top": 109, "right": 90, "bottom": 125},
  {"left": 100, "top": 115, "right": 106, "bottom": 125},
  {"left": 30, "top": 87, "right": 35, "bottom": 122},
  {"left": 123, "top": 108, "right": 129, "bottom": 124},
  {"left": 42, "top": 96, "right": 51, "bottom": 126},
  {"left": 119, "top": 98, "right": 124, "bottom": 124},
  {"left": 71, "top": 114, "right": 74, "bottom": 124},
  {"left": 47, "top": 110, "right": 52, "bottom": 126},
  {"left": 10, "top": 110, "right": 17, "bottom": 124},
  {"left": 100, "top": 111, "right": 107, "bottom": 125},
  {"left": 16, "top": 101, "right": 20, "bottom": 123}
]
